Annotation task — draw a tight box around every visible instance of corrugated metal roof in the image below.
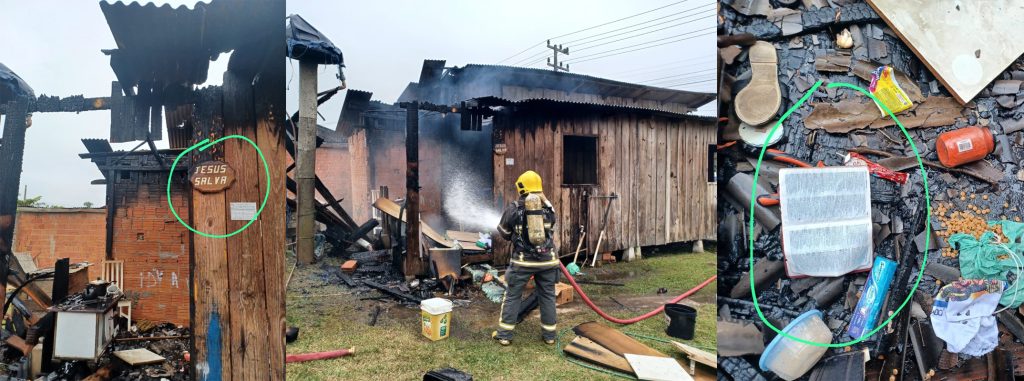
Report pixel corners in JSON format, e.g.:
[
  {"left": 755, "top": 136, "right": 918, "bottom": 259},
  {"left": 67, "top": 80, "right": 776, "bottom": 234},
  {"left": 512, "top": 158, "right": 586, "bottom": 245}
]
[
  {"left": 100, "top": 0, "right": 279, "bottom": 94},
  {"left": 471, "top": 96, "right": 716, "bottom": 123},
  {"left": 451, "top": 64, "right": 715, "bottom": 109},
  {"left": 81, "top": 138, "right": 113, "bottom": 154}
]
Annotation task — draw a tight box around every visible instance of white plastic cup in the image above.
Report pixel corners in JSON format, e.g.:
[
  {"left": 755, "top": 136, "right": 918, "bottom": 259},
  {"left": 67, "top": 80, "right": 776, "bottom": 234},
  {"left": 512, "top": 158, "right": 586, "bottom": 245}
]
[{"left": 759, "top": 310, "right": 832, "bottom": 380}]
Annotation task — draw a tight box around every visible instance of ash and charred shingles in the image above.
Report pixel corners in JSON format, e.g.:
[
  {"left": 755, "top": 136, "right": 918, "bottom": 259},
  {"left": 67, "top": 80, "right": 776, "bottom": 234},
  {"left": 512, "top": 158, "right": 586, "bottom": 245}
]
[
  {"left": 100, "top": 0, "right": 279, "bottom": 94},
  {"left": 470, "top": 96, "right": 716, "bottom": 122},
  {"left": 450, "top": 63, "right": 716, "bottom": 109}
]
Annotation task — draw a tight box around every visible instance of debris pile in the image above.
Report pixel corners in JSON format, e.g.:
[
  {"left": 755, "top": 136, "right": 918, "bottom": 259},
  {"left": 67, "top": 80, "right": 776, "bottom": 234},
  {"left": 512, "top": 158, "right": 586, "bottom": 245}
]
[
  {"left": 109, "top": 323, "right": 191, "bottom": 381},
  {"left": 719, "top": 0, "right": 1024, "bottom": 379}
]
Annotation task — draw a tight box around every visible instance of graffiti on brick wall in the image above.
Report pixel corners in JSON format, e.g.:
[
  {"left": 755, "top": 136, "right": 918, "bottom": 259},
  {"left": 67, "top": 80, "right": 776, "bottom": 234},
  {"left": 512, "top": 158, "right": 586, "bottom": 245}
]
[{"left": 140, "top": 268, "right": 181, "bottom": 289}]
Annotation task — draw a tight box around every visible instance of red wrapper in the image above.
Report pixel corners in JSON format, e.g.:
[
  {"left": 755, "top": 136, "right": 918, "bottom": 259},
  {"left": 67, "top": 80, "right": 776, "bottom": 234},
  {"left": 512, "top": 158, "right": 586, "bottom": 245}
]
[{"left": 844, "top": 152, "right": 909, "bottom": 184}]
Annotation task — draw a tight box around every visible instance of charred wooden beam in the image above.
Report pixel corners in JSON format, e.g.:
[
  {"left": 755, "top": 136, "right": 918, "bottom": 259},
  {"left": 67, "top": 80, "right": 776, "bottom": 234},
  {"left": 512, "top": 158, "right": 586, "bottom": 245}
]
[
  {"left": 401, "top": 101, "right": 421, "bottom": 277},
  {"left": 0, "top": 99, "right": 30, "bottom": 293},
  {"left": 362, "top": 279, "right": 422, "bottom": 303},
  {"left": 0, "top": 94, "right": 110, "bottom": 115}
]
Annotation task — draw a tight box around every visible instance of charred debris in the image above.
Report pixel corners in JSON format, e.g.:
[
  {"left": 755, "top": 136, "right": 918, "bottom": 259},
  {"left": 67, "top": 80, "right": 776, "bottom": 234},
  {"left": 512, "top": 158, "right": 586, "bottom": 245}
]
[{"left": 719, "top": 0, "right": 1024, "bottom": 380}]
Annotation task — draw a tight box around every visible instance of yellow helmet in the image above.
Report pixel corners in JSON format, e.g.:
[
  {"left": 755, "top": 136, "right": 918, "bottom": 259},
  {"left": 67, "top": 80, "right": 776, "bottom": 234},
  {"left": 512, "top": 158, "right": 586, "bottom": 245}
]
[{"left": 516, "top": 170, "right": 543, "bottom": 195}]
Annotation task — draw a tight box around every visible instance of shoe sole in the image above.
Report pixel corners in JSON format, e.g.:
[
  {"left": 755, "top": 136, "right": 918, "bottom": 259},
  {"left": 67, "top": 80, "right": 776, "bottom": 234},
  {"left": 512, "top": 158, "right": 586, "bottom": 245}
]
[{"left": 734, "top": 41, "right": 781, "bottom": 126}]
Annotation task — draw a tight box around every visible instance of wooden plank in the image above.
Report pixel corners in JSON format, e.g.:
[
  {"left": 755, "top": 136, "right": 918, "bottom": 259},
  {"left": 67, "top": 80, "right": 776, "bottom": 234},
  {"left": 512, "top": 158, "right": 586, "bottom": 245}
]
[
  {"left": 113, "top": 348, "right": 166, "bottom": 366},
  {"left": 564, "top": 336, "right": 634, "bottom": 374},
  {"left": 622, "top": 115, "right": 633, "bottom": 250},
  {"left": 574, "top": 322, "right": 668, "bottom": 358},
  {"left": 222, "top": 72, "right": 270, "bottom": 380},
  {"left": 866, "top": 0, "right": 1024, "bottom": 104},
  {"left": 672, "top": 341, "right": 717, "bottom": 369},
  {"left": 372, "top": 197, "right": 454, "bottom": 248},
  {"left": 190, "top": 87, "right": 233, "bottom": 380},
  {"left": 656, "top": 122, "right": 667, "bottom": 245}
]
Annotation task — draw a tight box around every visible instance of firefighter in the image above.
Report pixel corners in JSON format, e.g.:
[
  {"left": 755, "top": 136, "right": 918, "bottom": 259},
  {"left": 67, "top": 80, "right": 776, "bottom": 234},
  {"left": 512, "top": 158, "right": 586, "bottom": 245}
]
[{"left": 492, "top": 170, "right": 559, "bottom": 346}]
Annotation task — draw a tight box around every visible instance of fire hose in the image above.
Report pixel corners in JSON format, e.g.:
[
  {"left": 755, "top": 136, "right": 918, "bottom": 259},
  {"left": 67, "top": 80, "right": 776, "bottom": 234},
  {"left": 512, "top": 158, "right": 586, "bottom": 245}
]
[
  {"left": 286, "top": 348, "right": 355, "bottom": 363},
  {"left": 558, "top": 263, "right": 717, "bottom": 325}
]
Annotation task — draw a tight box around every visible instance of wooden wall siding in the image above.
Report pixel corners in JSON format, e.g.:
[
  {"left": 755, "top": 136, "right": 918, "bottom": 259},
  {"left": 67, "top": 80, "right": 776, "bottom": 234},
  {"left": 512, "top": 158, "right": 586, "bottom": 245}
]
[
  {"left": 493, "top": 113, "right": 715, "bottom": 256},
  {"left": 499, "top": 85, "right": 692, "bottom": 114},
  {"left": 190, "top": 71, "right": 286, "bottom": 380}
]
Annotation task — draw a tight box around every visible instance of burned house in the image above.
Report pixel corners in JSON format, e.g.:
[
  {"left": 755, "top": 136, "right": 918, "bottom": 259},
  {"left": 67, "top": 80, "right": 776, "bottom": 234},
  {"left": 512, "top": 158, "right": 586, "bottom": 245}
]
[
  {"left": 335, "top": 61, "right": 716, "bottom": 263},
  {"left": 79, "top": 139, "right": 192, "bottom": 325}
]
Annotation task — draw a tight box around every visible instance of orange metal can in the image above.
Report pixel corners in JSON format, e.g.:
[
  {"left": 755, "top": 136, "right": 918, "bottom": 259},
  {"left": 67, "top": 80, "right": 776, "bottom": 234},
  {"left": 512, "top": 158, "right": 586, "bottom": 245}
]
[{"left": 935, "top": 126, "right": 994, "bottom": 167}]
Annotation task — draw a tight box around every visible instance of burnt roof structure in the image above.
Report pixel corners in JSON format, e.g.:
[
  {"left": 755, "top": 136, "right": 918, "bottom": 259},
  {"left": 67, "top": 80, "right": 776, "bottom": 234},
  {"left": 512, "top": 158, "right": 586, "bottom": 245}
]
[
  {"left": 100, "top": 0, "right": 278, "bottom": 95},
  {"left": 398, "top": 60, "right": 715, "bottom": 114},
  {"left": 0, "top": 63, "right": 33, "bottom": 103}
]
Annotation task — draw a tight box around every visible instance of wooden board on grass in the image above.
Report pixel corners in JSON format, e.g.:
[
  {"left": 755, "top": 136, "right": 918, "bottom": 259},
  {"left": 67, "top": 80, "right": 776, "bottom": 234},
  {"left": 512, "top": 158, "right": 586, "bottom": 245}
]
[{"left": 564, "top": 336, "right": 633, "bottom": 374}]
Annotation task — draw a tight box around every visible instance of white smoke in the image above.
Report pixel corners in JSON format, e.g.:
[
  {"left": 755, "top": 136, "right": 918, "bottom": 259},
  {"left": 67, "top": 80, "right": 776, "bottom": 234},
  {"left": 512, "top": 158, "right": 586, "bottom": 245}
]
[{"left": 443, "top": 170, "right": 502, "bottom": 233}]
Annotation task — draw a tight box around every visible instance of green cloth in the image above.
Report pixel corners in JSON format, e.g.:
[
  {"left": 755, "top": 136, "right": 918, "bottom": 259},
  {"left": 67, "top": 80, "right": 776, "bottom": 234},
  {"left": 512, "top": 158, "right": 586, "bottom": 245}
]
[{"left": 951, "top": 220, "right": 1024, "bottom": 308}]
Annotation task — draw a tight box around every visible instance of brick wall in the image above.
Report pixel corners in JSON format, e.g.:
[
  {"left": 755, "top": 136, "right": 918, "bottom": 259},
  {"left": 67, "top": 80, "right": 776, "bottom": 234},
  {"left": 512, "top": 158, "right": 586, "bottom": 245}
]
[
  {"left": 315, "top": 144, "right": 352, "bottom": 212},
  {"left": 366, "top": 129, "right": 445, "bottom": 219},
  {"left": 285, "top": 144, "right": 354, "bottom": 213},
  {"left": 112, "top": 172, "right": 192, "bottom": 326},
  {"left": 12, "top": 208, "right": 107, "bottom": 278}
]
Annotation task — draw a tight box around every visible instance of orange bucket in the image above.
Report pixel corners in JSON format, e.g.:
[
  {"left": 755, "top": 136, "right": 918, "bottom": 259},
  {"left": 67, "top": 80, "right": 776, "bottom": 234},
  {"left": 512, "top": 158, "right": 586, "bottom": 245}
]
[{"left": 936, "top": 126, "right": 993, "bottom": 167}]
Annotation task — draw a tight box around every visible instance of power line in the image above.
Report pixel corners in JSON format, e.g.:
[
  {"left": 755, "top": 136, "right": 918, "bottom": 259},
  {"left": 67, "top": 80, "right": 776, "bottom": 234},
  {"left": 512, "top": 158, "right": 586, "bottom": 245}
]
[
  {"left": 609, "top": 56, "right": 714, "bottom": 76},
  {"left": 514, "top": 3, "right": 712, "bottom": 67},
  {"left": 574, "top": 12, "right": 715, "bottom": 53},
  {"left": 549, "top": 0, "right": 693, "bottom": 40},
  {"left": 659, "top": 78, "right": 717, "bottom": 88},
  {"left": 496, "top": 0, "right": 692, "bottom": 64},
  {"left": 566, "top": 28, "right": 715, "bottom": 63},
  {"left": 565, "top": 3, "right": 713, "bottom": 45},
  {"left": 571, "top": 6, "right": 715, "bottom": 49},
  {"left": 524, "top": 29, "right": 714, "bottom": 68},
  {"left": 618, "top": 60, "right": 716, "bottom": 80},
  {"left": 638, "top": 68, "right": 716, "bottom": 84},
  {"left": 644, "top": 74, "right": 716, "bottom": 87}
]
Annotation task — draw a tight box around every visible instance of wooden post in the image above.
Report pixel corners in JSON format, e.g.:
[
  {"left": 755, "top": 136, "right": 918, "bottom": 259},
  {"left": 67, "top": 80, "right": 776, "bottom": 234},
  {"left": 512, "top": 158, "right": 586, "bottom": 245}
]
[
  {"left": 254, "top": 62, "right": 287, "bottom": 380},
  {"left": 295, "top": 60, "right": 317, "bottom": 264},
  {"left": 222, "top": 71, "right": 271, "bottom": 379},
  {"left": 404, "top": 102, "right": 421, "bottom": 277},
  {"left": 0, "top": 100, "right": 29, "bottom": 291},
  {"left": 189, "top": 87, "right": 233, "bottom": 380}
]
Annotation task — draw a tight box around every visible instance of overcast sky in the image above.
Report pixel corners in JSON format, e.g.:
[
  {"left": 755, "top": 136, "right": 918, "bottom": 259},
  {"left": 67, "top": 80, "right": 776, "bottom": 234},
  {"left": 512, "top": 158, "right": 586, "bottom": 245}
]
[{"left": 1, "top": 0, "right": 715, "bottom": 207}]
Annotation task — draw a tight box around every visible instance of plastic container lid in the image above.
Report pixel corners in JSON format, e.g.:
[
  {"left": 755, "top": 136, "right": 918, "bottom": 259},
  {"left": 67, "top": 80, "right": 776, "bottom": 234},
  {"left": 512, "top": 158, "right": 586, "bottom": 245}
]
[
  {"left": 421, "top": 298, "right": 453, "bottom": 315},
  {"left": 761, "top": 307, "right": 831, "bottom": 378}
]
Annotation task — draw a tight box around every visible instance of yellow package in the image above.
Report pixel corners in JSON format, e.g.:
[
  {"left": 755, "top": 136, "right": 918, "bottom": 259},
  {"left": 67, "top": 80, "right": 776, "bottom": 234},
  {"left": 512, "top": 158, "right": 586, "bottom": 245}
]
[{"left": 869, "top": 66, "right": 913, "bottom": 116}]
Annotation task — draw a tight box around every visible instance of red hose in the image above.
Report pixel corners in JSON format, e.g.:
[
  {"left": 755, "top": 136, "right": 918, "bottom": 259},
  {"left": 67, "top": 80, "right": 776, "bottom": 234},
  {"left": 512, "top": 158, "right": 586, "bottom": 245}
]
[
  {"left": 286, "top": 348, "right": 355, "bottom": 363},
  {"left": 558, "top": 263, "right": 717, "bottom": 325}
]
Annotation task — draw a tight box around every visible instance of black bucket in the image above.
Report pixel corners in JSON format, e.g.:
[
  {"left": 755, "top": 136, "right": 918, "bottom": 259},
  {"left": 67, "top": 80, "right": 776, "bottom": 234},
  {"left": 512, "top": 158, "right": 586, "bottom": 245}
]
[{"left": 665, "top": 303, "right": 697, "bottom": 340}]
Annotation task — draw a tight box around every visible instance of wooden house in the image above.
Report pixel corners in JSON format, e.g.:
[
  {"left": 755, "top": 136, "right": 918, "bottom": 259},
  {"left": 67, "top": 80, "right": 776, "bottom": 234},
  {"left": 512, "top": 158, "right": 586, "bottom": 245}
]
[{"left": 335, "top": 60, "right": 716, "bottom": 262}]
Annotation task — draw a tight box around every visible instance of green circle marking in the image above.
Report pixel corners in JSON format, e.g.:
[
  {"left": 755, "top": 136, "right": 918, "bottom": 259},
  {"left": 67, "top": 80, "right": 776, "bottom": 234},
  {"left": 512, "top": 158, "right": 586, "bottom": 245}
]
[
  {"left": 167, "top": 135, "right": 272, "bottom": 239},
  {"left": 748, "top": 80, "right": 931, "bottom": 348}
]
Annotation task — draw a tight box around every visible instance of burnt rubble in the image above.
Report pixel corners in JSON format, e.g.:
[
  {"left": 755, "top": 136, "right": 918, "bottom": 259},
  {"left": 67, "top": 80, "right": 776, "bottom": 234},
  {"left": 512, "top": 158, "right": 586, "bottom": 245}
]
[{"left": 719, "top": 0, "right": 1024, "bottom": 380}]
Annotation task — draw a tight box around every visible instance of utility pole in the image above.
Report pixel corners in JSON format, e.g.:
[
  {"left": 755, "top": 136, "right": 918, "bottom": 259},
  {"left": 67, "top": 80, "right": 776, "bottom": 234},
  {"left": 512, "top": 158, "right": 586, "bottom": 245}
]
[
  {"left": 295, "top": 60, "right": 318, "bottom": 264},
  {"left": 546, "top": 39, "right": 570, "bottom": 72}
]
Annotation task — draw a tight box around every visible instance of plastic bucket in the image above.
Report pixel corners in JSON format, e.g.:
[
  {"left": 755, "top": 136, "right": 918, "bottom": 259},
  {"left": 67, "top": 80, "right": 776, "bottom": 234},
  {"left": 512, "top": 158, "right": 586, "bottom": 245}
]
[
  {"left": 759, "top": 310, "right": 832, "bottom": 380},
  {"left": 664, "top": 303, "right": 697, "bottom": 340},
  {"left": 420, "top": 298, "right": 453, "bottom": 341}
]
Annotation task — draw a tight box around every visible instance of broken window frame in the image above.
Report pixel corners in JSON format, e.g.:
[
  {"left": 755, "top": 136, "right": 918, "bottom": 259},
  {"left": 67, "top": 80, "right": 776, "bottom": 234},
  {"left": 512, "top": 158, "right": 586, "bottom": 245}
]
[{"left": 561, "top": 134, "right": 599, "bottom": 186}]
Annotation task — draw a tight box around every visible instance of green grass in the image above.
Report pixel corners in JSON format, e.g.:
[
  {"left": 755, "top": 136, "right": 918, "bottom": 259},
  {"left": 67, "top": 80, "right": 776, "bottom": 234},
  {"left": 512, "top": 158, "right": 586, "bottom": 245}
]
[{"left": 285, "top": 250, "right": 716, "bottom": 381}]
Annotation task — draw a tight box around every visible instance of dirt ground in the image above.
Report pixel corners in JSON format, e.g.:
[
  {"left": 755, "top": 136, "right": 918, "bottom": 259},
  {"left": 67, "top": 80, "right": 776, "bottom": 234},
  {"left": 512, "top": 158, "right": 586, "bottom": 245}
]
[{"left": 284, "top": 248, "right": 717, "bottom": 380}]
